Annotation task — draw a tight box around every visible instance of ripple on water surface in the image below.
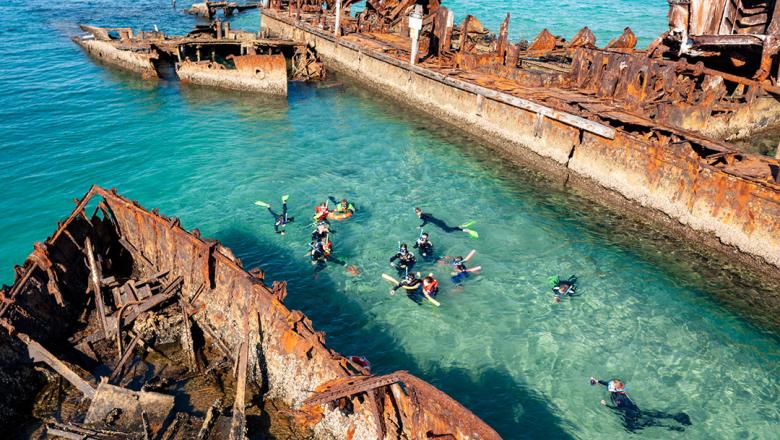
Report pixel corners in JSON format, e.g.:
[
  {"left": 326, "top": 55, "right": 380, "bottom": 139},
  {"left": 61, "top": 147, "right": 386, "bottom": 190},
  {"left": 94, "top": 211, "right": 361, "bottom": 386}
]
[{"left": 0, "top": 1, "right": 779, "bottom": 439}]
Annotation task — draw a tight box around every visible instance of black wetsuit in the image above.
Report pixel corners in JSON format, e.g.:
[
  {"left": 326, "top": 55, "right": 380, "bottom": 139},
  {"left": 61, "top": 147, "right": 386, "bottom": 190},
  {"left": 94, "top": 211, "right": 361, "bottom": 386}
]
[
  {"left": 269, "top": 203, "right": 294, "bottom": 233},
  {"left": 394, "top": 276, "right": 424, "bottom": 305},
  {"left": 596, "top": 380, "right": 692, "bottom": 432},
  {"left": 413, "top": 238, "right": 434, "bottom": 258},
  {"left": 311, "top": 229, "right": 328, "bottom": 243},
  {"left": 418, "top": 212, "right": 462, "bottom": 233},
  {"left": 389, "top": 251, "right": 416, "bottom": 274},
  {"left": 552, "top": 276, "right": 577, "bottom": 298},
  {"left": 393, "top": 276, "right": 422, "bottom": 292},
  {"left": 310, "top": 242, "right": 327, "bottom": 262}
]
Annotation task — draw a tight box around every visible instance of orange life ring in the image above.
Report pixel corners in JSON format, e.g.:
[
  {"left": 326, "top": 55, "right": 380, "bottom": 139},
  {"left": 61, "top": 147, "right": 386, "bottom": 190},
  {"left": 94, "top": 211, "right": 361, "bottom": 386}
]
[{"left": 327, "top": 210, "right": 353, "bottom": 221}]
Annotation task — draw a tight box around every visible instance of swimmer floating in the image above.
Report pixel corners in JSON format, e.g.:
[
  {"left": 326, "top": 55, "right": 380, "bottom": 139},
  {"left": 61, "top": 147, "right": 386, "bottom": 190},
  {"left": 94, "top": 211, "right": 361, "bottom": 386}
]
[
  {"left": 589, "top": 377, "right": 692, "bottom": 433},
  {"left": 255, "top": 194, "right": 294, "bottom": 235},
  {"left": 415, "top": 207, "right": 478, "bottom": 238},
  {"left": 451, "top": 250, "right": 481, "bottom": 284},
  {"left": 382, "top": 272, "right": 440, "bottom": 307},
  {"left": 547, "top": 275, "right": 577, "bottom": 303}
]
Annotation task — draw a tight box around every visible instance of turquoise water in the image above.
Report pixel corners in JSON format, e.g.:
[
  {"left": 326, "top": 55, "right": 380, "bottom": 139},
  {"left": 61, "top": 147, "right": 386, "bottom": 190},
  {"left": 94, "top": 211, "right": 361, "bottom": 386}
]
[{"left": 1, "top": 1, "right": 779, "bottom": 439}]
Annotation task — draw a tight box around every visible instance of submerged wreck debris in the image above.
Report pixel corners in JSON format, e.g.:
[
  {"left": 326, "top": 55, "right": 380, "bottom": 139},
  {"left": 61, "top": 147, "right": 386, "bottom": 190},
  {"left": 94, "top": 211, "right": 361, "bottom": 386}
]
[
  {"left": 186, "top": 1, "right": 260, "bottom": 19},
  {"left": 73, "top": 21, "right": 324, "bottom": 95},
  {"left": 260, "top": 1, "right": 780, "bottom": 269},
  {"left": 0, "top": 186, "right": 501, "bottom": 439}
]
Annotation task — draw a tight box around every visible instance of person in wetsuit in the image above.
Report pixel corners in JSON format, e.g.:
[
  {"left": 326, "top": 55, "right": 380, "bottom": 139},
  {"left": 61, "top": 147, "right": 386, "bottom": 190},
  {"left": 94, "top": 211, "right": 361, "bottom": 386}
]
[
  {"left": 389, "top": 244, "right": 416, "bottom": 275},
  {"left": 552, "top": 276, "right": 577, "bottom": 302},
  {"left": 391, "top": 273, "right": 424, "bottom": 305},
  {"left": 311, "top": 222, "right": 329, "bottom": 243},
  {"left": 589, "top": 377, "right": 692, "bottom": 432},
  {"left": 310, "top": 240, "right": 330, "bottom": 264},
  {"left": 415, "top": 207, "right": 463, "bottom": 233},
  {"left": 413, "top": 232, "right": 434, "bottom": 258},
  {"left": 267, "top": 196, "right": 294, "bottom": 235}
]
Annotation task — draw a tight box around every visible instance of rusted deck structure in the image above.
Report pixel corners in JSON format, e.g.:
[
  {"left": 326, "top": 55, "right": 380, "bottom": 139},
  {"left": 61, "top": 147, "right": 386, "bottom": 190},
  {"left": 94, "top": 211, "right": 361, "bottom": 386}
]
[
  {"left": 73, "top": 22, "right": 323, "bottom": 95},
  {"left": 0, "top": 186, "right": 501, "bottom": 439},
  {"left": 187, "top": 1, "right": 260, "bottom": 19},
  {"left": 260, "top": 1, "right": 780, "bottom": 270}
]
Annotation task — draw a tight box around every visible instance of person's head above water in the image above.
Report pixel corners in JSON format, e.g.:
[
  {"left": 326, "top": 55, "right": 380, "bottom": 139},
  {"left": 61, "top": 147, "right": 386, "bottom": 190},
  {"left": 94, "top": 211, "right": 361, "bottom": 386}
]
[
  {"left": 341, "top": 198, "right": 348, "bottom": 206},
  {"left": 608, "top": 379, "right": 626, "bottom": 393},
  {"left": 415, "top": 207, "right": 422, "bottom": 217},
  {"left": 399, "top": 243, "right": 408, "bottom": 253},
  {"left": 420, "top": 233, "right": 429, "bottom": 241},
  {"left": 454, "top": 256, "right": 463, "bottom": 263}
]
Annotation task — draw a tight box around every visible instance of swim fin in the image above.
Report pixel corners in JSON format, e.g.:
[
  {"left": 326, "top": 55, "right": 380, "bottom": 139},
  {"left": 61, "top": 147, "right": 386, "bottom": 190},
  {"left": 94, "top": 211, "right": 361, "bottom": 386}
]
[
  {"left": 547, "top": 275, "right": 560, "bottom": 287},
  {"left": 462, "top": 228, "right": 479, "bottom": 238},
  {"left": 281, "top": 195, "right": 290, "bottom": 203},
  {"left": 460, "top": 220, "right": 476, "bottom": 229},
  {"left": 255, "top": 201, "right": 271, "bottom": 208}
]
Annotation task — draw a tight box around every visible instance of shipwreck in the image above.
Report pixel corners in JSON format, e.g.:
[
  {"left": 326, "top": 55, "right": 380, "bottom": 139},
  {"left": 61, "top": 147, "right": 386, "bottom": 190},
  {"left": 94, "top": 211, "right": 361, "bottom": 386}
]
[
  {"left": 186, "top": 2, "right": 260, "bottom": 19},
  {"left": 0, "top": 186, "right": 501, "bottom": 439},
  {"left": 259, "top": 0, "right": 780, "bottom": 270},
  {"left": 73, "top": 21, "right": 323, "bottom": 96}
]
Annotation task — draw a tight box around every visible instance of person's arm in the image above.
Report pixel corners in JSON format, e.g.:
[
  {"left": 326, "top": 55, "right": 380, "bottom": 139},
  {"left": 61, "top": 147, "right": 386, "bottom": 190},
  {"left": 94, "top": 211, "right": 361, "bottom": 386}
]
[
  {"left": 402, "top": 280, "right": 422, "bottom": 290},
  {"left": 419, "top": 214, "right": 429, "bottom": 228},
  {"left": 389, "top": 253, "right": 399, "bottom": 263},
  {"left": 413, "top": 241, "right": 420, "bottom": 249}
]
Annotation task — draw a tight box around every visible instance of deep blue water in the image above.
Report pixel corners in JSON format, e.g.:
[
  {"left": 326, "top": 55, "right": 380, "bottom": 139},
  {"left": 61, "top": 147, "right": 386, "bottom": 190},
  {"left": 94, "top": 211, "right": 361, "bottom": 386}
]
[{"left": 0, "top": 1, "right": 778, "bottom": 439}]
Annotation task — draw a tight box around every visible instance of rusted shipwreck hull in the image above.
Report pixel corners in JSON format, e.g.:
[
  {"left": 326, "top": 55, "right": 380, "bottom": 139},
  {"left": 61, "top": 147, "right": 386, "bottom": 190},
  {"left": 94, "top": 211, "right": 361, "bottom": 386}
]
[
  {"left": 0, "top": 185, "right": 501, "bottom": 439},
  {"left": 260, "top": 2, "right": 780, "bottom": 269},
  {"left": 73, "top": 23, "right": 322, "bottom": 95}
]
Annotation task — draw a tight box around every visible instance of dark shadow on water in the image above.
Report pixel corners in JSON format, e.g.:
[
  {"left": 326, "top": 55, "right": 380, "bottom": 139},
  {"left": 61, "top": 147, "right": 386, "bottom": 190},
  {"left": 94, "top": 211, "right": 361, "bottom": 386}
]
[{"left": 213, "top": 227, "right": 574, "bottom": 439}]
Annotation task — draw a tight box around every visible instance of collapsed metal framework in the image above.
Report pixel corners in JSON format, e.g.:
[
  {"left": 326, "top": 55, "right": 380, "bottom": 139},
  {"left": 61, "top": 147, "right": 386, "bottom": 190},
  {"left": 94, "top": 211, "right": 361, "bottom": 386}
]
[
  {"left": 265, "top": 0, "right": 780, "bottom": 180},
  {"left": 0, "top": 186, "right": 501, "bottom": 439}
]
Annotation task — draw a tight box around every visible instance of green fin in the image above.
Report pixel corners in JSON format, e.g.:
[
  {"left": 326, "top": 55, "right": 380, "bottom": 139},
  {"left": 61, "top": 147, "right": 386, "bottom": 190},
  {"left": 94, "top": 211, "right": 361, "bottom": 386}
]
[
  {"left": 547, "top": 275, "right": 560, "bottom": 288},
  {"left": 281, "top": 195, "right": 290, "bottom": 203},
  {"left": 255, "top": 201, "right": 270, "bottom": 208},
  {"left": 463, "top": 228, "right": 479, "bottom": 239},
  {"left": 460, "top": 220, "right": 476, "bottom": 229}
]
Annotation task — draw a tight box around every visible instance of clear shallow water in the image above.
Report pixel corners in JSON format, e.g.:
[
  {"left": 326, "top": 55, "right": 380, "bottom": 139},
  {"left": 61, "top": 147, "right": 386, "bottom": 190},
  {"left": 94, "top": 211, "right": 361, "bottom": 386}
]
[{"left": 1, "top": 1, "right": 779, "bottom": 439}]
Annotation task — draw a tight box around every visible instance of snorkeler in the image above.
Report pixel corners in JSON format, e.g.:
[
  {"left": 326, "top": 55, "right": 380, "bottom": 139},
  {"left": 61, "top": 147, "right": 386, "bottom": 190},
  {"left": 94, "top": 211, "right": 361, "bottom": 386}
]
[
  {"left": 391, "top": 272, "right": 422, "bottom": 294},
  {"left": 389, "top": 243, "right": 417, "bottom": 275},
  {"left": 450, "top": 250, "right": 481, "bottom": 283},
  {"left": 589, "top": 377, "right": 692, "bottom": 432},
  {"left": 329, "top": 196, "right": 355, "bottom": 214},
  {"left": 550, "top": 275, "right": 577, "bottom": 303},
  {"left": 415, "top": 207, "right": 478, "bottom": 238},
  {"left": 311, "top": 222, "right": 330, "bottom": 243},
  {"left": 255, "top": 195, "right": 294, "bottom": 235},
  {"left": 413, "top": 232, "right": 434, "bottom": 258},
  {"left": 422, "top": 274, "right": 439, "bottom": 297},
  {"left": 313, "top": 201, "right": 331, "bottom": 224},
  {"left": 309, "top": 239, "right": 329, "bottom": 264},
  {"left": 393, "top": 272, "right": 427, "bottom": 305}
]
